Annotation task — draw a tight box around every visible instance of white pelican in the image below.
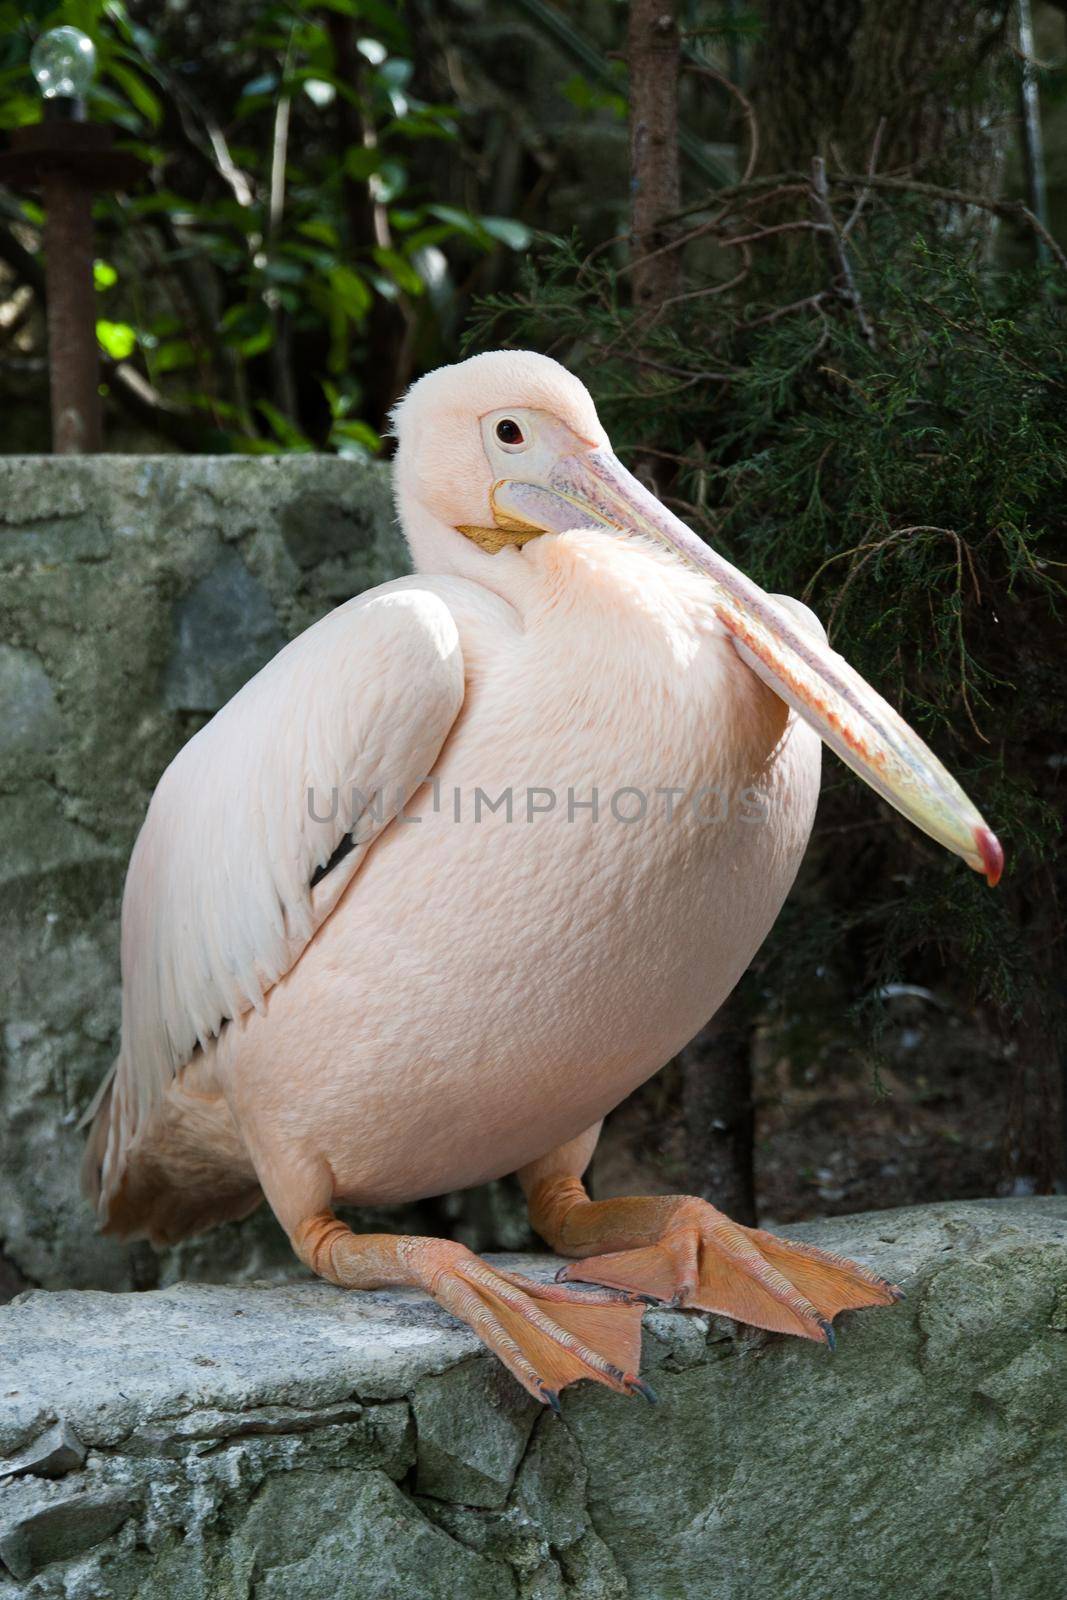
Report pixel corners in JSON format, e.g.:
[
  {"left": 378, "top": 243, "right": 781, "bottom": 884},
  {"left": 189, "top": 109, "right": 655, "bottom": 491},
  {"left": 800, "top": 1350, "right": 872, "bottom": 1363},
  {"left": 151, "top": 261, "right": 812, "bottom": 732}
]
[{"left": 84, "top": 351, "right": 1002, "bottom": 1409}]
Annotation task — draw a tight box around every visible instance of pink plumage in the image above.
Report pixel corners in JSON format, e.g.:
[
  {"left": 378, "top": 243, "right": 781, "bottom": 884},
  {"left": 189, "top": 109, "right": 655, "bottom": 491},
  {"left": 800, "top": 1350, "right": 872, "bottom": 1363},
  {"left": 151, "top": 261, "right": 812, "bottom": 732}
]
[{"left": 83, "top": 351, "right": 997, "bottom": 1406}]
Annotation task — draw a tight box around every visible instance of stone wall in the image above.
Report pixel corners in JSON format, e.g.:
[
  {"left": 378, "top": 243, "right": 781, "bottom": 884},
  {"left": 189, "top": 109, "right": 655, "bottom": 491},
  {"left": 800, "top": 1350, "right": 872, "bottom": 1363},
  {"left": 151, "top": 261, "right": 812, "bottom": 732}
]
[
  {"left": 2, "top": 1201, "right": 1066, "bottom": 1599},
  {"left": 0, "top": 456, "right": 409, "bottom": 1295}
]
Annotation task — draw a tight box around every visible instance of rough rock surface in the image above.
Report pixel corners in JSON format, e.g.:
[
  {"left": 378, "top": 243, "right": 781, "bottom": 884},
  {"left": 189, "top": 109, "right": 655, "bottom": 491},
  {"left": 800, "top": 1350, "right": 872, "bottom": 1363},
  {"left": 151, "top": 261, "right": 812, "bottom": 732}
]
[
  {"left": 0, "top": 456, "right": 408, "bottom": 1295},
  {"left": 1, "top": 1201, "right": 1065, "bottom": 1598}
]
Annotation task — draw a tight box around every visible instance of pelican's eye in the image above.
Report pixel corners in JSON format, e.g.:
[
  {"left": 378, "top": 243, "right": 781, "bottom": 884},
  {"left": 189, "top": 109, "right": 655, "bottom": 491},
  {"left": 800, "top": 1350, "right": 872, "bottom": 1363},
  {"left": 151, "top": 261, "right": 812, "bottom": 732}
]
[{"left": 495, "top": 418, "right": 524, "bottom": 446}]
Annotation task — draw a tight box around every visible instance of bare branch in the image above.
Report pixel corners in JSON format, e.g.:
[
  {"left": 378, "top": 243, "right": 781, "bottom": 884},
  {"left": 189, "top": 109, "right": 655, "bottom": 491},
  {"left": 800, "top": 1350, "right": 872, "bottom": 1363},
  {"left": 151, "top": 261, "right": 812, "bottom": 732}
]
[
  {"left": 828, "top": 173, "right": 1067, "bottom": 274},
  {"left": 842, "top": 117, "right": 886, "bottom": 238},
  {"left": 720, "top": 218, "right": 827, "bottom": 248},
  {"left": 657, "top": 250, "right": 752, "bottom": 311},
  {"left": 811, "top": 156, "right": 877, "bottom": 349},
  {"left": 267, "top": 43, "right": 298, "bottom": 422},
  {"left": 735, "top": 291, "right": 832, "bottom": 332},
  {"left": 682, "top": 62, "right": 760, "bottom": 186},
  {"left": 667, "top": 170, "right": 811, "bottom": 225},
  {"left": 610, "top": 349, "right": 737, "bottom": 383}
]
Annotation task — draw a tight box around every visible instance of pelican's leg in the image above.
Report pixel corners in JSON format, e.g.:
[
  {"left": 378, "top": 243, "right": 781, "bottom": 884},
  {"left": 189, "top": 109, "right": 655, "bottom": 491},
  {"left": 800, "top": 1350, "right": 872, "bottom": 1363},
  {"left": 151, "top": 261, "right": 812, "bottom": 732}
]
[
  {"left": 519, "top": 1132, "right": 900, "bottom": 1348},
  {"left": 290, "top": 1213, "right": 651, "bottom": 1408},
  {"left": 226, "top": 1102, "right": 651, "bottom": 1411}
]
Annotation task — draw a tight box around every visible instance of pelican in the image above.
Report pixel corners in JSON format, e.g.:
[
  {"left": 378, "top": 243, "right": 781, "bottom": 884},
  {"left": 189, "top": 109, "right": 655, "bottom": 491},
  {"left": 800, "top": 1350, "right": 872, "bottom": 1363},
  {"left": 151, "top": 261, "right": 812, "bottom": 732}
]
[{"left": 84, "top": 350, "right": 1003, "bottom": 1409}]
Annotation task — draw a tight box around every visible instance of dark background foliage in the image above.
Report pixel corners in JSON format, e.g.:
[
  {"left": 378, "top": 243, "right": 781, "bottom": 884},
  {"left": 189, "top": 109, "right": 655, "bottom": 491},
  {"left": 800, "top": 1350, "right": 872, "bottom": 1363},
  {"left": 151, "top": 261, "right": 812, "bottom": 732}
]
[{"left": 2, "top": 0, "right": 1066, "bottom": 1238}]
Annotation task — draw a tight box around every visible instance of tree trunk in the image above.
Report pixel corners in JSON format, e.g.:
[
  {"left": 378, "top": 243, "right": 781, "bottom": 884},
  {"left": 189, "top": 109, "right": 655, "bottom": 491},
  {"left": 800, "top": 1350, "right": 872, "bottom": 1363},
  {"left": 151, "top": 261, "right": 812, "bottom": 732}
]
[
  {"left": 751, "top": 0, "right": 1010, "bottom": 191},
  {"left": 627, "top": 0, "right": 682, "bottom": 310},
  {"left": 681, "top": 1010, "right": 757, "bottom": 1225}
]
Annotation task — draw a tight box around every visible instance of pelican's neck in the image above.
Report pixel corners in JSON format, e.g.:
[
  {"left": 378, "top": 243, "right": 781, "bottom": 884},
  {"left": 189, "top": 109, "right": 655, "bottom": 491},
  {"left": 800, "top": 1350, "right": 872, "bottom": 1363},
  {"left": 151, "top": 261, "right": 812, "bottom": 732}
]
[
  {"left": 401, "top": 506, "right": 794, "bottom": 780},
  {"left": 401, "top": 494, "right": 722, "bottom": 644},
  {"left": 400, "top": 495, "right": 538, "bottom": 608}
]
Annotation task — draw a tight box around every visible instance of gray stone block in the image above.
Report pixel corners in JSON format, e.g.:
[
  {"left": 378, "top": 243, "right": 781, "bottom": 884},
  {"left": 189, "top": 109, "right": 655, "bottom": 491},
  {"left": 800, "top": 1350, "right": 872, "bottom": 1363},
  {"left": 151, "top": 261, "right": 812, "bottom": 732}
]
[
  {"left": 0, "top": 1422, "right": 86, "bottom": 1482},
  {"left": 413, "top": 1356, "right": 541, "bottom": 1507},
  {"left": 163, "top": 545, "right": 286, "bottom": 712},
  {"left": 0, "top": 1478, "right": 138, "bottom": 1582}
]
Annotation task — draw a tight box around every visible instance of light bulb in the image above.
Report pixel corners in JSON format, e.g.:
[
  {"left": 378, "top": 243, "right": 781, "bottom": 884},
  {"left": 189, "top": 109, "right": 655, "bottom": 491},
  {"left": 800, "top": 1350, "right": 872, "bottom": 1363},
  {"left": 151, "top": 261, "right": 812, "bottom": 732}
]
[{"left": 30, "top": 26, "right": 97, "bottom": 101}]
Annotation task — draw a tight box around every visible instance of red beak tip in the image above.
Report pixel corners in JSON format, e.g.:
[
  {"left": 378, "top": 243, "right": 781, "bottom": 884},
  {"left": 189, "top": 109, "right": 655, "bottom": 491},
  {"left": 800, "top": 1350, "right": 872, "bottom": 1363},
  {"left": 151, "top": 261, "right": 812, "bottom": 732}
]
[{"left": 975, "top": 826, "right": 1004, "bottom": 888}]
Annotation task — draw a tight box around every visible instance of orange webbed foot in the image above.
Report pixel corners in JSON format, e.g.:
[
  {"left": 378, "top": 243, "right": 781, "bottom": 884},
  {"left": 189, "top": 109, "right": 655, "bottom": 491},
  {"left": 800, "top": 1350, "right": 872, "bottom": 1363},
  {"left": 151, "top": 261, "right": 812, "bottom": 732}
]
[
  {"left": 557, "top": 1201, "right": 901, "bottom": 1347},
  {"left": 419, "top": 1243, "right": 655, "bottom": 1409}
]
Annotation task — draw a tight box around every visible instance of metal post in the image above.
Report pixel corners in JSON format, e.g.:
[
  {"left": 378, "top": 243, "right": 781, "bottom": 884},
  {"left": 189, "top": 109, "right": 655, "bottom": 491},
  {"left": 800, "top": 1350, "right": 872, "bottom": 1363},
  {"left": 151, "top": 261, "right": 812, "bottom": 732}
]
[
  {"left": 41, "top": 167, "right": 102, "bottom": 453},
  {"left": 0, "top": 30, "right": 143, "bottom": 456}
]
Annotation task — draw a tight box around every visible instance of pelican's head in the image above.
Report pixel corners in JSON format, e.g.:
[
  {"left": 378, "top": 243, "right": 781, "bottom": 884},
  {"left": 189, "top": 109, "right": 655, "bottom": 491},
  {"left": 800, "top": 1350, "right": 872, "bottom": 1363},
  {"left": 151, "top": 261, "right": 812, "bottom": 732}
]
[{"left": 391, "top": 350, "right": 1003, "bottom": 885}]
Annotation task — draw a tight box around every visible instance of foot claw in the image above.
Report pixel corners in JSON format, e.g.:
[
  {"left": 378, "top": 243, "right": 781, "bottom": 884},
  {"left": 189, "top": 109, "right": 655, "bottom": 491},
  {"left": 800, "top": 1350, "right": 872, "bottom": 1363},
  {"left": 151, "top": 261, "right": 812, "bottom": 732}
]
[
  {"left": 429, "top": 1247, "right": 646, "bottom": 1408},
  {"left": 818, "top": 1318, "right": 837, "bottom": 1352},
  {"left": 626, "top": 1376, "right": 659, "bottom": 1404}
]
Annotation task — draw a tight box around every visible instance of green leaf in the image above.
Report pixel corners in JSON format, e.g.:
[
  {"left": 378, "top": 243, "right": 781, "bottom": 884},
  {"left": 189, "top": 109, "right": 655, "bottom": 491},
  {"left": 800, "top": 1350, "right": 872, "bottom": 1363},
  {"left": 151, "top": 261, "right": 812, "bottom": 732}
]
[
  {"left": 60, "top": 0, "right": 104, "bottom": 38},
  {"left": 105, "top": 59, "right": 162, "bottom": 129},
  {"left": 153, "top": 339, "right": 195, "bottom": 374},
  {"left": 372, "top": 246, "right": 423, "bottom": 297},
  {"left": 231, "top": 435, "right": 283, "bottom": 456},
  {"left": 112, "top": 138, "right": 164, "bottom": 165},
  {"left": 234, "top": 92, "right": 277, "bottom": 123},
  {"left": 369, "top": 158, "right": 406, "bottom": 204},
  {"left": 356, "top": 37, "right": 387, "bottom": 66},
  {"left": 480, "top": 216, "right": 533, "bottom": 250},
  {"left": 298, "top": 220, "right": 340, "bottom": 247},
  {"left": 330, "top": 418, "right": 381, "bottom": 454},
  {"left": 256, "top": 399, "right": 312, "bottom": 450},
  {"left": 398, "top": 223, "right": 461, "bottom": 253},
  {"left": 93, "top": 259, "right": 118, "bottom": 290},
  {"left": 0, "top": 90, "right": 42, "bottom": 133},
  {"left": 386, "top": 110, "right": 458, "bottom": 142},
  {"left": 327, "top": 264, "right": 373, "bottom": 323},
  {"left": 220, "top": 302, "right": 273, "bottom": 357},
  {"left": 262, "top": 256, "right": 306, "bottom": 285},
  {"left": 424, "top": 210, "right": 530, "bottom": 253},
  {"left": 281, "top": 242, "right": 336, "bottom": 270},
  {"left": 378, "top": 57, "right": 412, "bottom": 87},
  {"left": 426, "top": 204, "right": 486, "bottom": 242},
  {"left": 343, "top": 146, "right": 383, "bottom": 181},
  {"left": 96, "top": 319, "right": 137, "bottom": 359},
  {"left": 355, "top": 0, "right": 409, "bottom": 48},
  {"left": 320, "top": 378, "right": 343, "bottom": 418},
  {"left": 367, "top": 272, "right": 399, "bottom": 302},
  {"left": 86, "top": 83, "right": 142, "bottom": 133},
  {"left": 302, "top": 78, "right": 335, "bottom": 108}
]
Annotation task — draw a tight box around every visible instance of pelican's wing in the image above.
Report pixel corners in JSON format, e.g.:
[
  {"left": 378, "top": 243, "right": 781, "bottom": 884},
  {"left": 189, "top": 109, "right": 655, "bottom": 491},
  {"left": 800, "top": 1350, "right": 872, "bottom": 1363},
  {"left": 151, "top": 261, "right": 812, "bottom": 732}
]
[{"left": 104, "top": 581, "right": 464, "bottom": 1181}]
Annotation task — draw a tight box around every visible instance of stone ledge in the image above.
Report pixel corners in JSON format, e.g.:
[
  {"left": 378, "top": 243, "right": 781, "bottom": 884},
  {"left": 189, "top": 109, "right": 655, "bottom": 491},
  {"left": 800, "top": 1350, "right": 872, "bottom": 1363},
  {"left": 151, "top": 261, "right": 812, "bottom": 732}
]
[{"left": 2, "top": 1199, "right": 1066, "bottom": 1599}]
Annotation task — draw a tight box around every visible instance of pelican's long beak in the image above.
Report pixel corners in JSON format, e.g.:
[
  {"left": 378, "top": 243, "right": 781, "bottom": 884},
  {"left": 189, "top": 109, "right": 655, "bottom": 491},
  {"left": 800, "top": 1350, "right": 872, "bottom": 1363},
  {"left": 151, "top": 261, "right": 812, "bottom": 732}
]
[{"left": 493, "top": 451, "right": 1003, "bottom": 885}]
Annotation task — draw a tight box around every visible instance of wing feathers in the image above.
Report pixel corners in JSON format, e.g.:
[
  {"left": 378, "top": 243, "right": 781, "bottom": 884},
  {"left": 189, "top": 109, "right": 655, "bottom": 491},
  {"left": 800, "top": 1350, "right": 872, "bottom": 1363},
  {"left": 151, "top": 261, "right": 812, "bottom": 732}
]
[{"left": 100, "top": 583, "right": 464, "bottom": 1204}]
